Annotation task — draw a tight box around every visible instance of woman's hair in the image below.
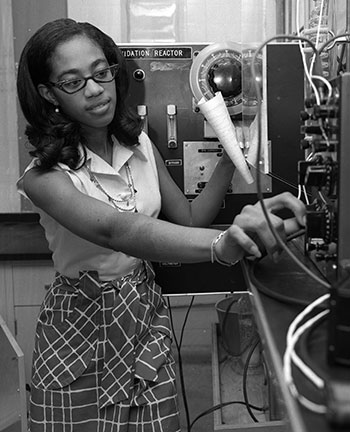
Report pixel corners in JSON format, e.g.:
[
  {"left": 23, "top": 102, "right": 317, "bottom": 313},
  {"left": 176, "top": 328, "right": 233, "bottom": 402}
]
[{"left": 17, "top": 18, "right": 143, "bottom": 170}]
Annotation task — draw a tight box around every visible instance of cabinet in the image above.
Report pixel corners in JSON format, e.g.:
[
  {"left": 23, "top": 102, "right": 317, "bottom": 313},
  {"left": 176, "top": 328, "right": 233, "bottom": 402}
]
[{"left": 0, "top": 260, "right": 55, "bottom": 383}]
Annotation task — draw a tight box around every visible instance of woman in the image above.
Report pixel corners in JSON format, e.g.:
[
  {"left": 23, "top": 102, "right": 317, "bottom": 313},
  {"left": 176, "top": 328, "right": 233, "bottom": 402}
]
[{"left": 16, "top": 18, "right": 305, "bottom": 432}]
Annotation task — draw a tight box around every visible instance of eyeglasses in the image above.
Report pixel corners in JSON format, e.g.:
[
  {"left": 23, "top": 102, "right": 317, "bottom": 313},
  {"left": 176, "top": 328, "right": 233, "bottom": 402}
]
[{"left": 48, "top": 64, "right": 119, "bottom": 94}]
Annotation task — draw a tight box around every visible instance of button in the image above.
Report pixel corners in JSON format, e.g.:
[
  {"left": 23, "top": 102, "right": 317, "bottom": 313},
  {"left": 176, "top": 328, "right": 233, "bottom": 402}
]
[{"left": 133, "top": 69, "right": 145, "bottom": 81}]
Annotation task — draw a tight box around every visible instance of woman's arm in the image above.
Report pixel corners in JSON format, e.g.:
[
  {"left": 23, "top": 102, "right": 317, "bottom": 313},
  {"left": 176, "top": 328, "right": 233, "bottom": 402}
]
[
  {"left": 153, "top": 143, "right": 235, "bottom": 227},
  {"left": 23, "top": 167, "right": 236, "bottom": 263},
  {"left": 23, "top": 168, "right": 305, "bottom": 264}
]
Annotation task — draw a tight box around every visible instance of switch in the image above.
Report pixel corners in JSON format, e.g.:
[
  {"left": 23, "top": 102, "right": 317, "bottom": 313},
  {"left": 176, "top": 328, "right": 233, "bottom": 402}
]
[
  {"left": 137, "top": 105, "right": 148, "bottom": 134},
  {"left": 167, "top": 104, "right": 177, "bottom": 149}
]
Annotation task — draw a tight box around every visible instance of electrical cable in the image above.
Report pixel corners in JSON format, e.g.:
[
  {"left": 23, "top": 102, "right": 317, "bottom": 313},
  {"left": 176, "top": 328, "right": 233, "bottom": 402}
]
[
  {"left": 318, "top": 32, "right": 350, "bottom": 56},
  {"left": 178, "top": 296, "right": 195, "bottom": 349},
  {"left": 286, "top": 275, "right": 350, "bottom": 421},
  {"left": 285, "top": 294, "right": 329, "bottom": 388},
  {"left": 282, "top": 293, "right": 330, "bottom": 414},
  {"left": 298, "top": 310, "right": 329, "bottom": 383},
  {"left": 296, "top": 0, "right": 322, "bottom": 105},
  {"left": 286, "top": 228, "right": 305, "bottom": 242},
  {"left": 189, "top": 400, "right": 266, "bottom": 430},
  {"left": 247, "top": 228, "right": 331, "bottom": 307},
  {"left": 283, "top": 308, "right": 329, "bottom": 414},
  {"left": 302, "top": 185, "right": 310, "bottom": 205},
  {"left": 248, "top": 258, "right": 315, "bottom": 307},
  {"left": 267, "top": 171, "right": 300, "bottom": 193},
  {"left": 166, "top": 296, "right": 194, "bottom": 431},
  {"left": 337, "top": 43, "right": 346, "bottom": 74},
  {"left": 242, "top": 338, "right": 262, "bottom": 422},
  {"left": 250, "top": 34, "right": 332, "bottom": 291}
]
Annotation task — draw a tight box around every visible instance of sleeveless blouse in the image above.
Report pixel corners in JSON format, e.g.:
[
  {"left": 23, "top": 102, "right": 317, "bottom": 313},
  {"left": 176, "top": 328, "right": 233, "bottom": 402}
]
[{"left": 17, "top": 132, "right": 161, "bottom": 280}]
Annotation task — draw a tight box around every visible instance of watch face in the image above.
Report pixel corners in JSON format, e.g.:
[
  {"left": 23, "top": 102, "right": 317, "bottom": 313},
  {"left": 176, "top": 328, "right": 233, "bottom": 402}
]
[{"left": 190, "top": 42, "right": 243, "bottom": 116}]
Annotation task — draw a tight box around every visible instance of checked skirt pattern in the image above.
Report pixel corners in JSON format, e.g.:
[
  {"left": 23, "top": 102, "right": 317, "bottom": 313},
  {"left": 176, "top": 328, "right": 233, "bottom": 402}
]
[{"left": 29, "top": 261, "right": 180, "bottom": 431}]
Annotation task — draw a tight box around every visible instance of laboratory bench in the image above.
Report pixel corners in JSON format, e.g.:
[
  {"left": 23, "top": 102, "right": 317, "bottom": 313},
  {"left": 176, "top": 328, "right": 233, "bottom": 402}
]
[{"left": 0, "top": 212, "right": 51, "bottom": 260}]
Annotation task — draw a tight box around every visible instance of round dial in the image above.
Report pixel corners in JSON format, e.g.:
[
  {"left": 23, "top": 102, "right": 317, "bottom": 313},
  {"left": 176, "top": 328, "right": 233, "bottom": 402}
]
[{"left": 189, "top": 42, "right": 243, "bottom": 116}]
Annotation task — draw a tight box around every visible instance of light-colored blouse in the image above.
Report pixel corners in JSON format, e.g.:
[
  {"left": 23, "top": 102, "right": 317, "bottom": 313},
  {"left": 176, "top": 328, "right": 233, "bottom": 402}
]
[{"left": 17, "top": 132, "right": 161, "bottom": 280}]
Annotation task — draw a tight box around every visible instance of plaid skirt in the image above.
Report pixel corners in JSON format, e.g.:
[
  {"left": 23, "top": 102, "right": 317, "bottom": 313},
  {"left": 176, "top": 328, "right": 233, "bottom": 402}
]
[{"left": 29, "top": 261, "right": 180, "bottom": 432}]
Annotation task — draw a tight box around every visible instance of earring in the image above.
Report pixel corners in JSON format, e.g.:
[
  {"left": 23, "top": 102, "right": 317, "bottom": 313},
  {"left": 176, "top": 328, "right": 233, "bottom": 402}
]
[{"left": 54, "top": 106, "right": 60, "bottom": 113}]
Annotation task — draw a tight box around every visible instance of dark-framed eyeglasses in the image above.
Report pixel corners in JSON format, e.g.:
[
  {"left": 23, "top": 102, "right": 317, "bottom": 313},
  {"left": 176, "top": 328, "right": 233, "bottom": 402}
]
[{"left": 48, "top": 64, "right": 119, "bottom": 94}]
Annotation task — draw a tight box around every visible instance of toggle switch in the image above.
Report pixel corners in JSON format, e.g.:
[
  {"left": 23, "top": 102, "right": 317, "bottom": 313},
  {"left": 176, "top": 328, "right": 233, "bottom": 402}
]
[
  {"left": 167, "top": 104, "right": 178, "bottom": 149},
  {"left": 137, "top": 105, "right": 148, "bottom": 134}
]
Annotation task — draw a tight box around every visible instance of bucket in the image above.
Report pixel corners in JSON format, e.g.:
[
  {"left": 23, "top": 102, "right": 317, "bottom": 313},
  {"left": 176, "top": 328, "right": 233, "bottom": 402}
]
[{"left": 215, "top": 293, "right": 257, "bottom": 357}]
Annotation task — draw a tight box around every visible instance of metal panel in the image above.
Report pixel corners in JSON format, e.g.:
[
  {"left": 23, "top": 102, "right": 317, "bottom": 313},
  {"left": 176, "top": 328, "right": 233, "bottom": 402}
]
[{"left": 121, "top": 43, "right": 304, "bottom": 293}]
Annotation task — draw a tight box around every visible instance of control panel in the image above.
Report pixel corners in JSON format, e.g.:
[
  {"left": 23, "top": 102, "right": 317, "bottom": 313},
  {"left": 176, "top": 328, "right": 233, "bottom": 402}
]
[
  {"left": 120, "top": 43, "right": 304, "bottom": 294},
  {"left": 300, "top": 73, "right": 350, "bottom": 282},
  {"left": 300, "top": 72, "right": 350, "bottom": 366}
]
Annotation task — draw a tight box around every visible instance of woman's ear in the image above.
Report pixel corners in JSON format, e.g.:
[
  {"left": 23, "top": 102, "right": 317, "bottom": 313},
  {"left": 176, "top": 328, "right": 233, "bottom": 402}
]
[{"left": 37, "top": 84, "right": 58, "bottom": 107}]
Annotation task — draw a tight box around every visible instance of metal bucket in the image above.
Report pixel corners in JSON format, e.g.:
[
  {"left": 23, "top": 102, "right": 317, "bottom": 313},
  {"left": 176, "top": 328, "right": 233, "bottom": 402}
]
[{"left": 215, "top": 292, "right": 257, "bottom": 356}]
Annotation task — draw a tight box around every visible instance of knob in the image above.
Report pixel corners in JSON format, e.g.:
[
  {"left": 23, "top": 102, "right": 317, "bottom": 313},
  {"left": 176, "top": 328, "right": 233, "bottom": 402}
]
[
  {"left": 300, "top": 111, "right": 310, "bottom": 121},
  {"left": 133, "top": 69, "right": 145, "bottom": 81}
]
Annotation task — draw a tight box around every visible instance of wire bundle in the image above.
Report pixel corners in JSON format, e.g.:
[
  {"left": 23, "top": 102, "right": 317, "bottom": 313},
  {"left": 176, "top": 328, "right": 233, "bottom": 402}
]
[{"left": 283, "top": 293, "right": 329, "bottom": 413}]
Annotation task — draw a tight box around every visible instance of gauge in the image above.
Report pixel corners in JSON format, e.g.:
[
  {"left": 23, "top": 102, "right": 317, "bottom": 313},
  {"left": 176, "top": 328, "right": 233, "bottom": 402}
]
[{"left": 189, "top": 42, "right": 243, "bottom": 116}]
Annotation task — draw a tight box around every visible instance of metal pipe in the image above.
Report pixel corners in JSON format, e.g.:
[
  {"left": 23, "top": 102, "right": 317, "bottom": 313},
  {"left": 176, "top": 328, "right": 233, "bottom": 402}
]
[
  {"left": 346, "top": 0, "right": 350, "bottom": 71},
  {"left": 276, "top": 0, "right": 294, "bottom": 34}
]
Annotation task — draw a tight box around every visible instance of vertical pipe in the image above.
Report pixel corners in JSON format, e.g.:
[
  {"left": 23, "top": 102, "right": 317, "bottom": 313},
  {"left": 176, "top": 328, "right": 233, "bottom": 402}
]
[
  {"left": 276, "top": 0, "right": 288, "bottom": 34},
  {"left": 285, "top": 0, "right": 292, "bottom": 34},
  {"left": 346, "top": 0, "right": 350, "bottom": 71}
]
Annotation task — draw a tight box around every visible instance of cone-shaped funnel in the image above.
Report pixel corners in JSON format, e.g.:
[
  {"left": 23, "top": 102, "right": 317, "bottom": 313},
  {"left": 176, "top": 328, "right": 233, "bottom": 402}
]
[{"left": 198, "top": 92, "right": 254, "bottom": 184}]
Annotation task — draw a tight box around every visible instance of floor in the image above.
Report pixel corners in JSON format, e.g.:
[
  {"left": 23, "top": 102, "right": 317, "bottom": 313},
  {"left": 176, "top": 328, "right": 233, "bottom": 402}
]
[
  {"left": 168, "top": 295, "right": 219, "bottom": 432},
  {"left": 169, "top": 296, "right": 273, "bottom": 432},
  {"left": 175, "top": 346, "right": 214, "bottom": 432}
]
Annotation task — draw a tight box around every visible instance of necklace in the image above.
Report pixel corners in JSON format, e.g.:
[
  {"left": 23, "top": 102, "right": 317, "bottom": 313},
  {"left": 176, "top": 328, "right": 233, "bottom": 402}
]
[{"left": 86, "top": 162, "right": 137, "bottom": 212}]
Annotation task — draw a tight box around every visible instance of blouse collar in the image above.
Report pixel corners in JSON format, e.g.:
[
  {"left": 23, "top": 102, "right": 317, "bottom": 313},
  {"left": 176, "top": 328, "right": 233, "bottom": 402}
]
[{"left": 83, "top": 136, "right": 148, "bottom": 175}]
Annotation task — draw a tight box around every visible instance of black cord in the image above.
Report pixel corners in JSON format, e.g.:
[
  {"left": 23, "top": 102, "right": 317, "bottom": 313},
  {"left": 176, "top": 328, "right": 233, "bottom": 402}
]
[
  {"left": 267, "top": 171, "right": 302, "bottom": 194},
  {"left": 242, "top": 338, "right": 262, "bottom": 422},
  {"left": 247, "top": 229, "right": 331, "bottom": 307},
  {"left": 337, "top": 43, "right": 347, "bottom": 74},
  {"left": 167, "top": 296, "right": 194, "bottom": 432},
  {"left": 318, "top": 32, "right": 350, "bottom": 56},
  {"left": 248, "top": 256, "right": 326, "bottom": 307},
  {"left": 286, "top": 228, "right": 305, "bottom": 242},
  {"left": 179, "top": 296, "right": 195, "bottom": 348},
  {"left": 189, "top": 400, "right": 266, "bottom": 430}
]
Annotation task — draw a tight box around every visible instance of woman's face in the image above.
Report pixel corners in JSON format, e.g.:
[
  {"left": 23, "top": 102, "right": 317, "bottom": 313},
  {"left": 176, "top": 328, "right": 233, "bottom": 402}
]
[{"left": 44, "top": 35, "right": 117, "bottom": 131}]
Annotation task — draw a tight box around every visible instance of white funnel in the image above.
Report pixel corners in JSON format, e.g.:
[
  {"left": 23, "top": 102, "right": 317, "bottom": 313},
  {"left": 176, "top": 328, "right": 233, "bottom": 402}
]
[{"left": 198, "top": 92, "right": 254, "bottom": 184}]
